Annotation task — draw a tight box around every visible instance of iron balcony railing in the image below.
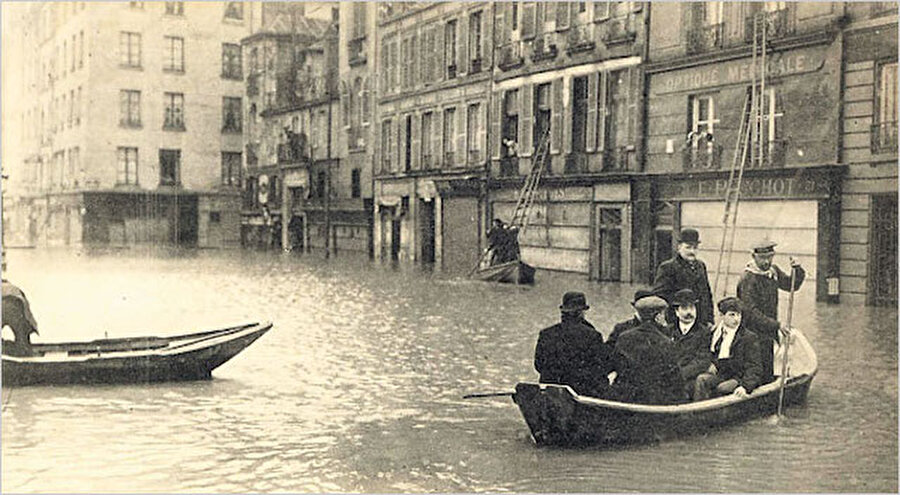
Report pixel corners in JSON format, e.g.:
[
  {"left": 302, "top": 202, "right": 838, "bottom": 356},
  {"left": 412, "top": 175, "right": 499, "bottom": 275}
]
[
  {"left": 745, "top": 9, "right": 792, "bottom": 42},
  {"left": 682, "top": 143, "right": 723, "bottom": 171}
]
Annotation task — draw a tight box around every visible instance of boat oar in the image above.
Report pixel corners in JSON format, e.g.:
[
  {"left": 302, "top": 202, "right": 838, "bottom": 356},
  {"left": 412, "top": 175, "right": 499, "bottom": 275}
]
[
  {"left": 775, "top": 260, "right": 797, "bottom": 421},
  {"left": 462, "top": 391, "right": 514, "bottom": 399}
]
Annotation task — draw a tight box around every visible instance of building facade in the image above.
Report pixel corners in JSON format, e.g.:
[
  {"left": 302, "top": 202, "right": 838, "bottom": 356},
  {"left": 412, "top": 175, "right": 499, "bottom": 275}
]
[
  {"left": 488, "top": 1, "right": 648, "bottom": 281},
  {"left": 10, "top": 1, "right": 251, "bottom": 248},
  {"left": 839, "top": 2, "right": 897, "bottom": 306},
  {"left": 373, "top": 2, "right": 495, "bottom": 273}
]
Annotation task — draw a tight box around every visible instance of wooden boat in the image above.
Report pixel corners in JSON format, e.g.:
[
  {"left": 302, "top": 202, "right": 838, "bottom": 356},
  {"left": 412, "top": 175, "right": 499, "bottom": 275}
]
[
  {"left": 2, "top": 321, "right": 272, "bottom": 386},
  {"left": 472, "top": 260, "right": 536, "bottom": 285},
  {"left": 513, "top": 329, "right": 817, "bottom": 447}
]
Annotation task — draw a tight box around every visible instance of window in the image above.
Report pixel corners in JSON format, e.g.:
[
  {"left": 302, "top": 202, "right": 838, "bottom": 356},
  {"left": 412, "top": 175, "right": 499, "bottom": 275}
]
[
  {"left": 443, "top": 107, "right": 456, "bottom": 164},
  {"left": 351, "top": 169, "right": 361, "bottom": 198},
  {"left": 470, "top": 11, "right": 483, "bottom": 69},
  {"left": 68, "top": 89, "right": 74, "bottom": 127},
  {"left": 382, "top": 119, "right": 393, "bottom": 171},
  {"left": 164, "top": 36, "right": 184, "bottom": 72},
  {"left": 119, "top": 90, "right": 141, "bottom": 127},
  {"left": 222, "top": 43, "right": 242, "bottom": 79},
  {"left": 222, "top": 97, "right": 242, "bottom": 133},
  {"left": 467, "top": 103, "right": 481, "bottom": 162},
  {"left": 70, "top": 35, "right": 76, "bottom": 72},
  {"left": 445, "top": 20, "right": 457, "bottom": 78},
  {"left": 76, "top": 87, "right": 81, "bottom": 125},
  {"left": 129, "top": 2, "right": 144, "bottom": 9},
  {"left": 221, "top": 151, "right": 241, "bottom": 186},
  {"left": 165, "top": 2, "right": 183, "bottom": 15},
  {"left": 116, "top": 147, "right": 138, "bottom": 185},
  {"left": 571, "top": 76, "right": 588, "bottom": 153},
  {"left": 705, "top": 2, "right": 723, "bottom": 24},
  {"left": 159, "top": 149, "right": 181, "bottom": 186},
  {"left": 556, "top": 2, "right": 571, "bottom": 30},
  {"left": 119, "top": 32, "right": 141, "bottom": 68},
  {"left": 594, "top": 2, "right": 611, "bottom": 22},
  {"left": 78, "top": 31, "right": 84, "bottom": 68},
  {"left": 316, "top": 171, "right": 326, "bottom": 199},
  {"left": 62, "top": 40, "right": 67, "bottom": 76},
  {"left": 874, "top": 61, "right": 897, "bottom": 153},
  {"left": 511, "top": 3, "right": 519, "bottom": 30},
  {"left": 422, "top": 111, "right": 434, "bottom": 168},
  {"left": 690, "top": 94, "right": 718, "bottom": 139},
  {"left": 352, "top": 3, "right": 367, "bottom": 40},
  {"left": 224, "top": 2, "right": 243, "bottom": 20},
  {"left": 164, "top": 92, "right": 185, "bottom": 130}
]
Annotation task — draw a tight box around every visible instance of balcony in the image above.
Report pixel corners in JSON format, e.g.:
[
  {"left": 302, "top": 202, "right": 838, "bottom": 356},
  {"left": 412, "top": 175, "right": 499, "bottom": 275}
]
[
  {"left": 747, "top": 139, "right": 787, "bottom": 169},
  {"left": 871, "top": 122, "right": 898, "bottom": 154},
  {"left": 603, "top": 18, "right": 637, "bottom": 45},
  {"left": 532, "top": 33, "right": 558, "bottom": 62},
  {"left": 348, "top": 37, "right": 367, "bottom": 66},
  {"left": 498, "top": 42, "right": 524, "bottom": 70},
  {"left": 745, "top": 9, "right": 792, "bottom": 42},
  {"left": 688, "top": 23, "right": 723, "bottom": 54},
  {"left": 566, "top": 23, "right": 596, "bottom": 54},
  {"left": 499, "top": 157, "right": 518, "bottom": 177},
  {"left": 682, "top": 144, "right": 723, "bottom": 170}
]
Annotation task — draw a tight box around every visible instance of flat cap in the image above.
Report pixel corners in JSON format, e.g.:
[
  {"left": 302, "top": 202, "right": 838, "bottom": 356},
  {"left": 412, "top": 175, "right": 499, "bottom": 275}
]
[
  {"left": 634, "top": 295, "right": 668, "bottom": 313},
  {"left": 752, "top": 239, "right": 777, "bottom": 254},
  {"left": 717, "top": 297, "right": 743, "bottom": 314}
]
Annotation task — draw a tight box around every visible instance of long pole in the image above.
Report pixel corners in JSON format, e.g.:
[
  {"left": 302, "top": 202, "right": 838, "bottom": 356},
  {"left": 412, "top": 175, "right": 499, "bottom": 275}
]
[
  {"left": 776, "top": 260, "right": 797, "bottom": 418},
  {"left": 325, "top": 92, "right": 333, "bottom": 259},
  {"left": 282, "top": 9, "right": 298, "bottom": 253}
]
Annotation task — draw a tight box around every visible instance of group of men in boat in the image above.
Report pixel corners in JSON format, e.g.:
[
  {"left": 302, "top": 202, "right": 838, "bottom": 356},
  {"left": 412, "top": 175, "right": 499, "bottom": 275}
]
[
  {"left": 485, "top": 219, "right": 522, "bottom": 266},
  {"left": 534, "top": 228, "right": 805, "bottom": 405}
]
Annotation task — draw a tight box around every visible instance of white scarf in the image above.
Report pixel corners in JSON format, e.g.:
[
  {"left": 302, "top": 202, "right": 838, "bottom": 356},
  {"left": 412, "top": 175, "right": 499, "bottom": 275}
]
[
  {"left": 710, "top": 321, "right": 739, "bottom": 359},
  {"left": 744, "top": 260, "right": 777, "bottom": 279}
]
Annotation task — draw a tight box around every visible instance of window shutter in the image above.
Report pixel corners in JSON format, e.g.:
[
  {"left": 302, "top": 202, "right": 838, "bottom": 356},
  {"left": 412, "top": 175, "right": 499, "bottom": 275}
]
[
  {"left": 482, "top": 10, "right": 490, "bottom": 66},
  {"left": 456, "top": 105, "right": 466, "bottom": 166},
  {"left": 436, "top": 24, "right": 445, "bottom": 82},
  {"left": 341, "top": 81, "right": 350, "bottom": 129},
  {"left": 411, "top": 113, "right": 421, "bottom": 170},
  {"left": 491, "top": 92, "right": 503, "bottom": 160},
  {"left": 495, "top": 2, "right": 507, "bottom": 46},
  {"left": 479, "top": 101, "right": 487, "bottom": 160},
  {"left": 520, "top": 83, "right": 533, "bottom": 157},
  {"left": 435, "top": 110, "right": 444, "bottom": 168},
  {"left": 522, "top": 2, "right": 536, "bottom": 39},
  {"left": 458, "top": 18, "right": 468, "bottom": 75},
  {"left": 535, "top": 2, "right": 545, "bottom": 36},
  {"left": 563, "top": 77, "right": 573, "bottom": 155},
  {"left": 586, "top": 72, "right": 598, "bottom": 153},
  {"left": 626, "top": 67, "right": 637, "bottom": 144},
  {"left": 395, "top": 117, "right": 402, "bottom": 172},
  {"left": 556, "top": 2, "right": 571, "bottom": 30},
  {"left": 598, "top": 71, "right": 608, "bottom": 152},
  {"left": 362, "top": 78, "right": 371, "bottom": 126},
  {"left": 411, "top": 33, "right": 419, "bottom": 87},
  {"left": 550, "top": 78, "right": 563, "bottom": 154}
]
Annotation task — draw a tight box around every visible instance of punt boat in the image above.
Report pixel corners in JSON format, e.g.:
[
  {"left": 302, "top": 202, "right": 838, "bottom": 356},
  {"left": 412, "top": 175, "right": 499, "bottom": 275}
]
[
  {"left": 2, "top": 321, "right": 272, "bottom": 386},
  {"left": 512, "top": 328, "right": 817, "bottom": 446}
]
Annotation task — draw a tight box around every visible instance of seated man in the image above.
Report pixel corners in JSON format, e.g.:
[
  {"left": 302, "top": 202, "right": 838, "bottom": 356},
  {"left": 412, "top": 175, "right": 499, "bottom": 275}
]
[
  {"left": 534, "top": 292, "right": 613, "bottom": 398},
  {"left": 611, "top": 296, "right": 686, "bottom": 405},
  {"left": 2, "top": 279, "right": 39, "bottom": 357},
  {"left": 667, "top": 289, "right": 714, "bottom": 397},
  {"left": 693, "top": 297, "right": 763, "bottom": 401},
  {"left": 606, "top": 288, "right": 654, "bottom": 349}
]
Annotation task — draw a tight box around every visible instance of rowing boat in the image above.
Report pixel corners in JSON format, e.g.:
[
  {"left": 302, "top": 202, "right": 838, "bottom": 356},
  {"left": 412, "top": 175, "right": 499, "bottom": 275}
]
[
  {"left": 2, "top": 321, "right": 272, "bottom": 386},
  {"left": 513, "top": 328, "right": 817, "bottom": 446},
  {"left": 471, "top": 260, "right": 536, "bottom": 285}
]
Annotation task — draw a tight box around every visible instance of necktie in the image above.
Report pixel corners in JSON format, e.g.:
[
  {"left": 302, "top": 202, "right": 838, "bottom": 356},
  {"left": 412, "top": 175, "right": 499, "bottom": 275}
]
[{"left": 713, "top": 332, "right": 724, "bottom": 357}]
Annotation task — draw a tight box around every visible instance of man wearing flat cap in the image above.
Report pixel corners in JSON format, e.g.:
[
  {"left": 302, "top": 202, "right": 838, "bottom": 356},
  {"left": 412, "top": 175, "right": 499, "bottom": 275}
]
[
  {"left": 534, "top": 292, "right": 613, "bottom": 398},
  {"left": 610, "top": 296, "right": 687, "bottom": 405},
  {"left": 737, "top": 238, "right": 805, "bottom": 385},
  {"left": 606, "top": 288, "right": 654, "bottom": 350},
  {"left": 653, "top": 228, "right": 714, "bottom": 326},
  {"left": 666, "top": 288, "right": 714, "bottom": 395}
]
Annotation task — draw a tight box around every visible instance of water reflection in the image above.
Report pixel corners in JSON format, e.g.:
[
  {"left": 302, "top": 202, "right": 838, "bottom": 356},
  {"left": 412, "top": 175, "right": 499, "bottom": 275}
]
[{"left": 2, "top": 248, "right": 897, "bottom": 492}]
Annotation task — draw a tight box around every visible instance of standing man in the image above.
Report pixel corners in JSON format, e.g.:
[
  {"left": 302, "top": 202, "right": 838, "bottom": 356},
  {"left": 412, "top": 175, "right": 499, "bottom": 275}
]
[
  {"left": 534, "top": 292, "right": 613, "bottom": 398},
  {"left": 653, "top": 228, "right": 714, "bottom": 326},
  {"left": 486, "top": 219, "right": 508, "bottom": 266},
  {"left": 737, "top": 239, "right": 805, "bottom": 385}
]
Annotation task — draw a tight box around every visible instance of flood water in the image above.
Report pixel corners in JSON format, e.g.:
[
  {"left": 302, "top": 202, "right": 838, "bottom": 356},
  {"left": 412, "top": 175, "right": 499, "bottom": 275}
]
[{"left": 1, "top": 248, "right": 897, "bottom": 493}]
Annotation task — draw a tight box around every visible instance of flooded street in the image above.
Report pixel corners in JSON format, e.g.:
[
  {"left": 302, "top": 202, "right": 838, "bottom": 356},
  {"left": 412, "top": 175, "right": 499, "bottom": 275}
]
[{"left": 1, "top": 249, "right": 897, "bottom": 493}]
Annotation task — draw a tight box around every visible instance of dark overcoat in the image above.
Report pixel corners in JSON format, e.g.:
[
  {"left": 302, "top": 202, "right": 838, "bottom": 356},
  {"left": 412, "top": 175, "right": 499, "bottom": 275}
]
[
  {"left": 607, "top": 316, "right": 640, "bottom": 349},
  {"left": 737, "top": 264, "right": 805, "bottom": 382},
  {"left": 653, "top": 256, "right": 714, "bottom": 325},
  {"left": 712, "top": 325, "right": 764, "bottom": 393},
  {"left": 534, "top": 316, "right": 613, "bottom": 398},
  {"left": 612, "top": 321, "right": 687, "bottom": 405},
  {"left": 668, "top": 320, "right": 714, "bottom": 382}
]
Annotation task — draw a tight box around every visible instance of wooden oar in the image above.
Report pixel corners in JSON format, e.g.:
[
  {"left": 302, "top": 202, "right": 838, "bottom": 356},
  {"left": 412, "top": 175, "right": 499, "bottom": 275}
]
[
  {"left": 463, "top": 391, "right": 515, "bottom": 399},
  {"left": 776, "top": 260, "right": 798, "bottom": 420}
]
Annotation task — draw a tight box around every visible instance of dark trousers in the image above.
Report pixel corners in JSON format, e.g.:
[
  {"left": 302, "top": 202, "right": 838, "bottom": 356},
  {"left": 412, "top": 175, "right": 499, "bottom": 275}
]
[{"left": 693, "top": 373, "right": 740, "bottom": 401}]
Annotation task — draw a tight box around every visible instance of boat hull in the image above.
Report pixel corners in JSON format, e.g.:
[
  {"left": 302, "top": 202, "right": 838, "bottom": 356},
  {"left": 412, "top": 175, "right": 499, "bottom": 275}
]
[
  {"left": 513, "top": 329, "right": 817, "bottom": 447},
  {"left": 2, "top": 322, "right": 271, "bottom": 386},
  {"left": 472, "top": 261, "right": 535, "bottom": 285}
]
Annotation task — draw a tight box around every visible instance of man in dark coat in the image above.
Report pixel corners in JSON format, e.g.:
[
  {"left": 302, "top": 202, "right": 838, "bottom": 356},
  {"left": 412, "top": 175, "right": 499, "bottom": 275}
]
[
  {"left": 666, "top": 288, "right": 714, "bottom": 397},
  {"left": 653, "top": 228, "right": 714, "bottom": 326},
  {"left": 2, "top": 279, "right": 39, "bottom": 356},
  {"left": 534, "top": 292, "right": 613, "bottom": 398},
  {"left": 694, "top": 298, "right": 764, "bottom": 400},
  {"left": 611, "top": 296, "right": 687, "bottom": 405},
  {"left": 737, "top": 239, "right": 805, "bottom": 385},
  {"left": 606, "top": 288, "right": 654, "bottom": 349},
  {"left": 486, "top": 219, "right": 508, "bottom": 266}
]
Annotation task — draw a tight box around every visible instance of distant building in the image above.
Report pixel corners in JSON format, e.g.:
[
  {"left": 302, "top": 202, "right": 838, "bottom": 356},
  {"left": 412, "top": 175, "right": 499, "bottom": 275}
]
[{"left": 9, "top": 1, "right": 251, "bottom": 248}]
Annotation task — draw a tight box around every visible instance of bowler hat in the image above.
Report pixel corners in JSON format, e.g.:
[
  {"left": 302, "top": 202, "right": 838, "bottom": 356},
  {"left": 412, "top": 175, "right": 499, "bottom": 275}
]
[
  {"left": 717, "top": 297, "right": 743, "bottom": 315},
  {"left": 560, "top": 291, "right": 590, "bottom": 312},
  {"left": 634, "top": 295, "right": 668, "bottom": 315},
  {"left": 672, "top": 288, "right": 698, "bottom": 307},
  {"left": 752, "top": 238, "right": 777, "bottom": 254},
  {"left": 631, "top": 288, "right": 654, "bottom": 305},
  {"left": 677, "top": 228, "right": 701, "bottom": 244}
]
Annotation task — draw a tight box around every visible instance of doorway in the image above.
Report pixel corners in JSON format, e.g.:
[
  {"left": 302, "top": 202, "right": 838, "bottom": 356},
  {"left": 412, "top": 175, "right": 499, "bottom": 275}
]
[
  {"left": 420, "top": 199, "right": 435, "bottom": 264},
  {"left": 597, "top": 207, "right": 623, "bottom": 281},
  {"left": 869, "top": 194, "right": 897, "bottom": 306}
]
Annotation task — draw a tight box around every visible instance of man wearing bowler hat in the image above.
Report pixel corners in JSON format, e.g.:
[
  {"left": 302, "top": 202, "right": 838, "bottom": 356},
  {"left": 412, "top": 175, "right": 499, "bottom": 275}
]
[
  {"left": 667, "top": 288, "right": 714, "bottom": 395},
  {"left": 737, "top": 238, "right": 805, "bottom": 385},
  {"left": 611, "top": 296, "right": 687, "bottom": 405},
  {"left": 653, "top": 228, "right": 714, "bottom": 326},
  {"left": 534, "top": 292, "right": 613, "bottom": 398}
]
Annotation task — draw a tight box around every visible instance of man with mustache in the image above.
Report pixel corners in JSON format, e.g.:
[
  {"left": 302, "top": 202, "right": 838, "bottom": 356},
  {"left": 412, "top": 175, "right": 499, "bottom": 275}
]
[
  {"left": 666, "top": 288, "right": 714, "bottom": 399},
  {"left": 653, "top": 228, "right": 714, "bottom": 326}
]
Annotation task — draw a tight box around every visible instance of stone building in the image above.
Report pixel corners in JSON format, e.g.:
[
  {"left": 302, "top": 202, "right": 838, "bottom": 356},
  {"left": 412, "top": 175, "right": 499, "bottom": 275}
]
[
  {"left": 373, "top": 2, "right": 495, "bottom": 273},
  {"left": 9, "top": 1, "right": 251, "bottom": 248}
]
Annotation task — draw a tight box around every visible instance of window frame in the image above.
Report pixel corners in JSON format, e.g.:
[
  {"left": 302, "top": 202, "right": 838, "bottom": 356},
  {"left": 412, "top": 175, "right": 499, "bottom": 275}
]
[
  {"left": 221, "top": 151, "right": 242, "bottom": 186},
  {"left": 222, "top": 96, "right": 243, "bottom": 133},
  {"left": 163, "top": 36, "right": 184, "bottom": 73},
  {"left": 119, "top": 31, "right": 142, "bottom": 68},
  {"left": 224, "top": 2, "right": 244, "bottom": 21},
  {"left": 165, "top": 1, "right": 184, "bottom": 16},
  {"left": 119, "top": 89, "right": 141, "bottom": 128},
  {"left": 159, "top": 148, "right": 182, "bottom": 186},
  {"left": 221, "top": 43, "right": 242, "bottom": 80},
  {"left": 163, "top": 92, "right": 185, "bottom": 131},
  {"left": 116, "top": 147, "right": 139, "bottom": 185}
]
